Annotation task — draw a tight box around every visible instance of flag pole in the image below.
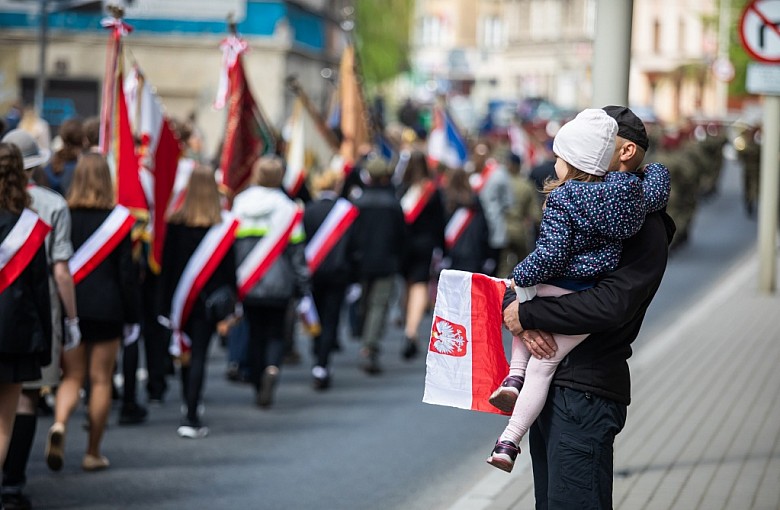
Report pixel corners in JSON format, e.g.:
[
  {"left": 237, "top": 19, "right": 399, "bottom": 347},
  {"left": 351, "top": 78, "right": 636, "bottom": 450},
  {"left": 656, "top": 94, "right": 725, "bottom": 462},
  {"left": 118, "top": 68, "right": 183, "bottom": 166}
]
[{"left": 285, "top": 75, "right": 341, "bottom": 152}]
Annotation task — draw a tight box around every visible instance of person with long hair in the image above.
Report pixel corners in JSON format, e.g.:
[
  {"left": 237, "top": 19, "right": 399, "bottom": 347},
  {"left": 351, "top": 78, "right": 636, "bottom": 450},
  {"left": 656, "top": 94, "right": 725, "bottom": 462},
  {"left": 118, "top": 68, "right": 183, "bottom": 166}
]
[
  {"left": 161, "top": 164, "right": 237, "bottom": 438},
  {"left": 441, "top": 167, "right": 491, "bottom": 273},
  {"left": 397, "top": 151, "right": 444, "bottom": 358},
  {"left": 0, "top": 143, "right": 51, "bottom": 509},
  {"left": 46, "top": 153, "right": 140, "bottom": 472},
  {"left": 44, "top": 118, "right": 83, "bottom": 196}
]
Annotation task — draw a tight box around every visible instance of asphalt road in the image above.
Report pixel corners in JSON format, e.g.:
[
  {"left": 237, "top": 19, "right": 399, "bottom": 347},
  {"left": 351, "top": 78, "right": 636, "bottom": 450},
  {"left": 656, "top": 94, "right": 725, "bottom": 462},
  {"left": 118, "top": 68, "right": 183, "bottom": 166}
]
[{"left": 22, "top": 157, "right": 757, "bottom": 510}]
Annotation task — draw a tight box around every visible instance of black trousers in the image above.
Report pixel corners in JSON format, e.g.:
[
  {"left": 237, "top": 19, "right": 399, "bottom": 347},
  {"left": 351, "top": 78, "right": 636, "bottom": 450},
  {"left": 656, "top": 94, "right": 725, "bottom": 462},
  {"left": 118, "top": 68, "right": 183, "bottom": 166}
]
[
  {"left": 529, "top": 386, "right": 627, "bottom": 510},
  {"left": 311, "top": 283, "right": 346, "bottom": 369},
  {"left": 180, "top": 314, "right": 215, "bottom": 422},
  {"left": 142, "top": 272, "right": 171, "bottom": 400},
  {"left": 244, "top": 303, "right": 287, "bottom": 391}
]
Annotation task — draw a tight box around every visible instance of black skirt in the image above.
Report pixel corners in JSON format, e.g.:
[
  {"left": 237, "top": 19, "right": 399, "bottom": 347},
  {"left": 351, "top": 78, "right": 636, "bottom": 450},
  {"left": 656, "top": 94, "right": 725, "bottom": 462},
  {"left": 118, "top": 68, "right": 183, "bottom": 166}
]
[
  {"left": 79, "top": 319, "right": 123, "bottom": 343},
  {"left": 0, "top": 355, "right": 42, "bottom": 383}
]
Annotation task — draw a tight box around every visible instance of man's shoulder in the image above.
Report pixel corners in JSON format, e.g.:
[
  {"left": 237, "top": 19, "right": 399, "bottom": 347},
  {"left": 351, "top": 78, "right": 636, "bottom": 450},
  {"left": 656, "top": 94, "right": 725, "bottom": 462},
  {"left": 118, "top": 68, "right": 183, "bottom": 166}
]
[{"left": 29, "top": 185, "right": 67, "bottom": 206}]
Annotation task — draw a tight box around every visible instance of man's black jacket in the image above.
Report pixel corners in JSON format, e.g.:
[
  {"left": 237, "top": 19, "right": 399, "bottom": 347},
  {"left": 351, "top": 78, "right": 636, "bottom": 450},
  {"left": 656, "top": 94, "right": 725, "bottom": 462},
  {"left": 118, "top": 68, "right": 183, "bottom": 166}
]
[{"left": 517, "top": 210, "right": 676, "bottom": 405}]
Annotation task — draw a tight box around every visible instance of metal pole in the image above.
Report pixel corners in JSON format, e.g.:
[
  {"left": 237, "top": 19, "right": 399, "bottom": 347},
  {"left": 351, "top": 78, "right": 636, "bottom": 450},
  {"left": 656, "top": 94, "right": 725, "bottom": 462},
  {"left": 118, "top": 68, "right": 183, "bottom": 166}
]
[
  {"left": 714, "top": 0, "right": 731, "bottom": 116},
  {"left": 757, "top": 95, "right": 780, "bottom": 293},
  {"left": 35, "top": 0, "right": 48, "bottom": 115},
  {"left": 591, "top": 0, "right": 633, "bottom": 107}
]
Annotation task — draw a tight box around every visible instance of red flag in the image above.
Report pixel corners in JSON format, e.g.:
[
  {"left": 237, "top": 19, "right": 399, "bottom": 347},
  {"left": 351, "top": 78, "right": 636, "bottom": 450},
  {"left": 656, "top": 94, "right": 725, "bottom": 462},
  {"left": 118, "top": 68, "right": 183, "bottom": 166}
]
[
  {"left": 114, "top": 70, "right": 147, "bottom": 212},
  {"left": 218, "top": 36, "right": 275, "bottom": 196}
]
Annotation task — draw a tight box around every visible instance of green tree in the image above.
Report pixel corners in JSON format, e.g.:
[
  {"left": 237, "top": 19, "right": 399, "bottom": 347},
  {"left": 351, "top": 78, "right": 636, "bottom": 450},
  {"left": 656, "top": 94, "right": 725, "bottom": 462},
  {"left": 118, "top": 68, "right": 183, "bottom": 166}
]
[
  {"left": 353, "top": 0, "right": 413, "bottom": 88},
  {"left": 727, "top": 0, "right": 753, "bottom": 97}
]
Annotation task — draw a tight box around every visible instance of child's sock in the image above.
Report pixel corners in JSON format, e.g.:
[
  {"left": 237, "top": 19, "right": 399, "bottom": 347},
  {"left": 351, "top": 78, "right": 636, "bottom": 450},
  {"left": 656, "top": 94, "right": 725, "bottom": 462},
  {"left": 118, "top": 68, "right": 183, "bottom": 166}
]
[{"left": 499, "top": 427, "right": 522, "bottom": 447}]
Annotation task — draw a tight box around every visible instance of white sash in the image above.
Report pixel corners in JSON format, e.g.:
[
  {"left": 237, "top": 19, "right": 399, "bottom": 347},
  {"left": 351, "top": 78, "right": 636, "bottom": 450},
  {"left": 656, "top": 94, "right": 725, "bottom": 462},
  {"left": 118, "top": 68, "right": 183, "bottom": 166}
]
[
  {"left": 69, "top": 206, "right": 134, "bottom": 284},
  {"left": 169, "top": 213, "right": 239, "bottom": 356},
  {"left": 444, "top": 207, "right": 475, "bottom": 250},
  {"left": 304, "top": 198, "right": 358, "bottom": 274},
  {"left": 400, "top": 180, "right": 436, "bottom": 224},
  {"left": 236, "top": 202, "right": 303, "bottom": 300},
  {"left": 469, "top": 159, "right": 498, "bottom": 194},
  {"left": 0, "top": 209, "right": 50, "bottom": 294}
]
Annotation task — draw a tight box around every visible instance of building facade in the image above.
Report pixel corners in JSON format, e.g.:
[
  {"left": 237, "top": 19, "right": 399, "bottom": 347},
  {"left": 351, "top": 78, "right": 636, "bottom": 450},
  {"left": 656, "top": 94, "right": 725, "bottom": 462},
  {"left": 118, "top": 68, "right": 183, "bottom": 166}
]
[{"left": 0, "top": 0, "right": 350, "bottom": 157}]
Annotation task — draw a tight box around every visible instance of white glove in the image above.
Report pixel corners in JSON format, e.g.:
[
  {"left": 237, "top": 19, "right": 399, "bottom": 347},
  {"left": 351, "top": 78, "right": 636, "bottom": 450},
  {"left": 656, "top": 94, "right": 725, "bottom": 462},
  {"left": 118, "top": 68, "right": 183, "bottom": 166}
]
[
  {"left": 123, "top": 323, "right": 141, "bottom": 346},
  {"left": 346, "top": 284, "right": 362, "bottom": 304},
  {"left": 64, "top": 317, "right": 81, "bottom": 351}
]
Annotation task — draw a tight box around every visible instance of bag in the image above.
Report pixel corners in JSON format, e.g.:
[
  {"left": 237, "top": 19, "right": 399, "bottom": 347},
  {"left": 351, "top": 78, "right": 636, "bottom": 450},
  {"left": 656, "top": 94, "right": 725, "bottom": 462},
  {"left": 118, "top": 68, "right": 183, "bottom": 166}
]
[{"left": 205, "top": 285, "right": 237, "bottom": 323}]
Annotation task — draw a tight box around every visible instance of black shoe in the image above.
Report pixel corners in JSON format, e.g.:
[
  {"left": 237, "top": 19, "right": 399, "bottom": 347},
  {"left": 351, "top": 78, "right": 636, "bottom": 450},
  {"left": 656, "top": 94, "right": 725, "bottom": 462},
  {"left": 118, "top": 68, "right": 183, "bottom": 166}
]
[
  {"left": 119, "top": 402, "right": 148, "bottom": 425},
  {"left": 402, "top": 337, "right": 419, "bottom": 361},
  {"left": 2, "top": 492, "right": 32, "bottom": 510},
  {"left": 255, "top": 366, "right": 279, "bottom": 408},
  {"left": 312, "top": 366, "right": 330, "bottom": 390}
]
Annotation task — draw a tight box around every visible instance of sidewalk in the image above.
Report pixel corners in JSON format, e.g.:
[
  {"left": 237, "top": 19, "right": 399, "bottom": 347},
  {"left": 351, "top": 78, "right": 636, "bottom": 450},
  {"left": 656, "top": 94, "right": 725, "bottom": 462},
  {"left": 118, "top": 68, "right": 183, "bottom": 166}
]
[{"left": 451, "top": 249, "right": 780, "bottom": 510}]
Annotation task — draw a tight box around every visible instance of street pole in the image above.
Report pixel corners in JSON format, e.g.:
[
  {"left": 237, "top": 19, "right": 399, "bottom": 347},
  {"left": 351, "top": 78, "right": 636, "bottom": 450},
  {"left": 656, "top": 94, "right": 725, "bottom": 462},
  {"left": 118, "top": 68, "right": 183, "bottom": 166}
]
[
  {"left": 35, "top": 0, "right": 48, "bottom": 115},
  {"left": 591, "top": 0, "right": 633, "bottom": 107},
  {"left": 757, "top": 95, "right": 780, "bottom": 293},
  {"left": 714, "top": 0, "right": 731, "bottom": 116}
]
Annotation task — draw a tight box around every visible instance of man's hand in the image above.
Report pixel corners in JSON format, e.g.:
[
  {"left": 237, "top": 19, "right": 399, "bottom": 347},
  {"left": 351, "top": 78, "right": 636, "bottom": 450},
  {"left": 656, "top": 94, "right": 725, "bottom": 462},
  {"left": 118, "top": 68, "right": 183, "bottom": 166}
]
[
  {"left": 521, "top": 329, "right": 557, "bottom": 359},
  {"left": 502, "top": 301, "right": 523, "bottom": 335}
]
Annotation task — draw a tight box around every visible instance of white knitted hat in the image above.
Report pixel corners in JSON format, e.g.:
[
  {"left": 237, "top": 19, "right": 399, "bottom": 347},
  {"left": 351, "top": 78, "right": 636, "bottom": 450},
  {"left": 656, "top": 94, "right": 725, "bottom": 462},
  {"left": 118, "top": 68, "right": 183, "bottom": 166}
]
[{"left": 552, "top": 109, "right": 618, "bottom": 176}]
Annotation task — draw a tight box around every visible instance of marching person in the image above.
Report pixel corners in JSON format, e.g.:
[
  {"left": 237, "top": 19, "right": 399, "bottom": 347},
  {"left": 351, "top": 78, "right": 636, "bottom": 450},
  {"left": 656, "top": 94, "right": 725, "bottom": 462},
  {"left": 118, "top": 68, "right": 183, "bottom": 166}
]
[
  {"left": 161, "top": 164, "right": 238, "bottom": 438},
  {"left": 43, "top": 118, "right": 83, "bottom": 196},
  {"left": 1, "top": 130, "right": 78, "bottom": 505},
  {"left": 303, "top": 168, "right": 358, "bottom": 389},
  {"left": 441, "top": 167, "right": 491, "bottom": 273},
  {"left": 349, "top": 156, "right": 406, "bottom": 374},
  {"left": 0, "top": 142, "right": 51, "bottom": 510},
  {"left": 47, "top": 153, "right": 140, "bottom": 472},
  {"left": 398, "top": 151, "right": 445, "bottom": 359},
  {"left": 233, "top": 155, "right": 309, "bottom": 408}
]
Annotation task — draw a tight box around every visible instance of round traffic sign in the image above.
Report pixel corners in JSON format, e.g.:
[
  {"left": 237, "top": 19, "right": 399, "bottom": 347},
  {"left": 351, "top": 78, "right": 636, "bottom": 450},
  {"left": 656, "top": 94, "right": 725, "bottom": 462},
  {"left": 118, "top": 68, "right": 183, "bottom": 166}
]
[{"left": 739, "top": 0, "right": 780, "bottom": 63}]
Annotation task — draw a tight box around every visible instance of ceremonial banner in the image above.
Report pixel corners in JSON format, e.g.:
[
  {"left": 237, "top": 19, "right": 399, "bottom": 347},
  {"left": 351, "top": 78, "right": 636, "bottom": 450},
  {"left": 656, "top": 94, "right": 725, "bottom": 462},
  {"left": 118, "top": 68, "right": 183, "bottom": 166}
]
[
  {"left": 236, "top": 203, "right": 303, "bottom": 300},
  {"left": 283, "top": 99, "right": 306, "bottom": 197},
  {"left": 423, "top": 270, "right": 509, "bottom": 415},
  {"left": 0, "top": 209, "right": 51, "bottom": 295},
  {"left": 444, "top": 207, "right": 475, "bottom": 250},
  {"left": 304, "top": 198, "right": 358, "bottom": 273},
  {"left": 216, "top": 35, "right": 276, "bottom": 195},
  {"left": 169, "top": 214, "right": 239, "bottom": 357},
  {"left": 400, "top": 180, "right": 436, "bottom": 225},
  {"left": 69, "top": 206, "right": 135, "bottom": 285}
]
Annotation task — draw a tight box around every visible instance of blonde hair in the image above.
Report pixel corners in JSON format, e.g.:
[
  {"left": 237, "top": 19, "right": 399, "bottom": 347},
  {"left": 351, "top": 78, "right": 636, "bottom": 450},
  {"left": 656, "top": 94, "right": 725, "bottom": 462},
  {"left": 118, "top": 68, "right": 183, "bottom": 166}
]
[
  {"left": 311, "top": 169, "right": 342, "bottom": 195},
  {"left": 542, "top": 158, "right": 602, "bottom": 195},
  {"left": 167, "top": 164, "right": 223, "bottom": 227},
  {"left": 252, "top": 155, "right": 284, "bottom": 188},
  {"left": 67, "top": 153, "right": 115, "bottom": 209}
]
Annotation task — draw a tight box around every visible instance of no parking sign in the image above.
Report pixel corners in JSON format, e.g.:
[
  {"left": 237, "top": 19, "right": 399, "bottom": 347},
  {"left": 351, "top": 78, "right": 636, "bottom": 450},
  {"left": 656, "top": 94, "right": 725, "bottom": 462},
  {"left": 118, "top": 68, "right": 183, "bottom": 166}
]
[{"left": 739, "top": 0, "right": 780, "bottom": 63}]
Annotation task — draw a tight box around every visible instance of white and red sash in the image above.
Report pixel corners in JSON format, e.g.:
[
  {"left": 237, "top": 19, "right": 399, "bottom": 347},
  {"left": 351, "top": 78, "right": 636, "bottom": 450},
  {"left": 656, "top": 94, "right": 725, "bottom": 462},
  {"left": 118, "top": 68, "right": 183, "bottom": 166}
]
[
  {"left": 304, "top": 198, "right": 358, "bottom": 274},
  {"left": 69, "top": 206, "right": 135, "bottom": 285},
  {"left": 444, "top": 207, "right": 475, "bottom": 250},
  {"left": 400, "top": 180, "right": 436, "bottom": 224},
  {"left": 169, "top": 214, "right": 239, "bottom": 357},
  {"left": 0, "top": 209, "right": 51, "bottom": 295},
  {"left": 469, "top": 158, "right": 498, "bottom": 194},
  {"left": 236, "top": 203, "right": 303, "bottom": 301}
]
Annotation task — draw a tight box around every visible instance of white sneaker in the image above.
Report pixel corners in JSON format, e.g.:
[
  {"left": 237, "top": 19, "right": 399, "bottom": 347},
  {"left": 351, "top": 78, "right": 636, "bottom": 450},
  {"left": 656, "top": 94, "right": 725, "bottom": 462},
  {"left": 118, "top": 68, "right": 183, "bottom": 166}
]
[{"left": 177, "top": 424, "right": 209, "bottom": 439}]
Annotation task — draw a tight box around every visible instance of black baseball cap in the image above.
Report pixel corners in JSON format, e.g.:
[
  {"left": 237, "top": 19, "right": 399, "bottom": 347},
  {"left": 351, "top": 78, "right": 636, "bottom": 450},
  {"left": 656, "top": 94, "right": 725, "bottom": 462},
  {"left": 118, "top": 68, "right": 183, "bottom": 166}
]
[{"left": 602, "top": 105, "right": 649, "bottom": 151}]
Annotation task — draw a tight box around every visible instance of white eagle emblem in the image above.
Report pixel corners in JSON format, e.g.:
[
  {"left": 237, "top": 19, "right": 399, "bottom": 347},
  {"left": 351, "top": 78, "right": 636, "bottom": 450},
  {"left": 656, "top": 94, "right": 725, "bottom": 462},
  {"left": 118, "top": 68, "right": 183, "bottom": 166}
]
[{"left": 432, "top": 318, "right": 466, "bottom": 355}]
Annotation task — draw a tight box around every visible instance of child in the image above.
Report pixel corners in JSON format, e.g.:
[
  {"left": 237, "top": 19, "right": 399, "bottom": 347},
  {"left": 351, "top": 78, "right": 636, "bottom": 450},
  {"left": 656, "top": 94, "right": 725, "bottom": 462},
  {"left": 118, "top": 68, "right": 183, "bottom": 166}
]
[{"left": 486, "top": 108, "right": 670, "bottom": 472}]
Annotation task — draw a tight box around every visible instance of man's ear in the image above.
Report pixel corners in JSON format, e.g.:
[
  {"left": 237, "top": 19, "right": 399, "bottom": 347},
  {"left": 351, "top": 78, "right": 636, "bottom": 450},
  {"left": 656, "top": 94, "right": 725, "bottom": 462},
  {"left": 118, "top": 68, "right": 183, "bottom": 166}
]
[{"left": 619, "top": 141, "right": 637, "bottom": 162}]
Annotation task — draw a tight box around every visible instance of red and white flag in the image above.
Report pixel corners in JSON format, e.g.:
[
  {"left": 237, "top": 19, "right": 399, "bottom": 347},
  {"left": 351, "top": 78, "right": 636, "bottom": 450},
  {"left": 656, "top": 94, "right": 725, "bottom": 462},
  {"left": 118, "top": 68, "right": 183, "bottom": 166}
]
[
  {"left": 304, "top": 198, "right": 358, "bottom": 274},
  {"left": 423, "top": 270, "right": 509, "bottom": 415},
  {"left": 124, "top": 65, "right": 182, "bottom": 272},
  {"left": 283, "top": 98, "right": 307, "bottom": 197},
  {"left": 69, "top": 205, "right": 135, "bottom": 285},
  {"left": 236, "top": 202, "right": 303, "bottom": 301},
  {"left": 169, "top": 213, "right": 239, "bottom": 357},
  {"left": 400, "top": 180, "right": 436, "bottom": 225},
  {"left": 444, "top": 207, "right": 475, "bottom": 250},
  {"left": 0, "top": 209, "right": 51, "bottom": 295}
]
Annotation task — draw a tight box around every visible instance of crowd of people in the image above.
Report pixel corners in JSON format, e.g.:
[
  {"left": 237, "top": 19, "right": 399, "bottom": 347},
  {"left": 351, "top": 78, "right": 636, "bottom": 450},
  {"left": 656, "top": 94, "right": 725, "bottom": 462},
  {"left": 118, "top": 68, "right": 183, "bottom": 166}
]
[{"left": 0, "top": 96, "right": 755, "bottom": 509}]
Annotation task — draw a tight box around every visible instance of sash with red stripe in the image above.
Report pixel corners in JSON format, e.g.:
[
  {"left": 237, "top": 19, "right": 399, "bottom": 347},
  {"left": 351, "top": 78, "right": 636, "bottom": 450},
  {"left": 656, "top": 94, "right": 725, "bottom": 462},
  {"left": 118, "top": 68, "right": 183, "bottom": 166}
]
[
  {"left": 469, "top": 159, "right": 498, "bottom": 194},
  {"left": 400, "top": 180, "right": 436, "bottom": 224},
  {"left": 304, "top": 198, "right": 358, "bottom": 274},
  {"left": 236, "top": 202, "right": 303, "bottom": 301},
  {"left": 0, "top": 209, "right": 51, "bottom": 295},
  {"left": 69, "top": 205, "right": 135, "bottom": 285},
  {"left": 169, "top": 214, "right": 239, "bottom": 356},
  {"left": 444, "top": 207, "right": 475, "bottom": 250}
]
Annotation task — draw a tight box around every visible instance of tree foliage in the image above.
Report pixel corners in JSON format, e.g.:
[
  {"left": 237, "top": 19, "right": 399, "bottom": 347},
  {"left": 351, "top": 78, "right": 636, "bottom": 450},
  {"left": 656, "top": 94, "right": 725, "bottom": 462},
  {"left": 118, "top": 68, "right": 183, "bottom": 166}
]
[
  {"left": 353, "top": 0, "right": 413, "bottom": 87},
  {"left": 727, "top": 0, "right": 753, "bottom": 97}
]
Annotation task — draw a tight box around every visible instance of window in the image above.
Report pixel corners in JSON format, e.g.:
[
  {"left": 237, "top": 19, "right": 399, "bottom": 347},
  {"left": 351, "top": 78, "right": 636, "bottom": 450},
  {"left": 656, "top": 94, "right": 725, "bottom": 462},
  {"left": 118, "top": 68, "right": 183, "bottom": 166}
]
[
  {"left": 653, "top": 19, "right": 661, "bottom": 54},
  {"left": 481, "top": 15, "right": 506, "bottom": 48}
]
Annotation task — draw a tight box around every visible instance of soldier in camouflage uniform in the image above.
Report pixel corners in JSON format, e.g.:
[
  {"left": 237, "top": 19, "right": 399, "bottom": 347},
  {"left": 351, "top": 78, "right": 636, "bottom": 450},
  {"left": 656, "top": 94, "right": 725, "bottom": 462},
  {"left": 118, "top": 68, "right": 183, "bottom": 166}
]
[
  {"left": 499, "top": 153, "right": 541, "bottom": 278},
  {"left": 697, "top": 123, "right": 728, "bottom": 198},
  {"left": 655, "top": 132, "right": 698, "bottom": 250}
]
